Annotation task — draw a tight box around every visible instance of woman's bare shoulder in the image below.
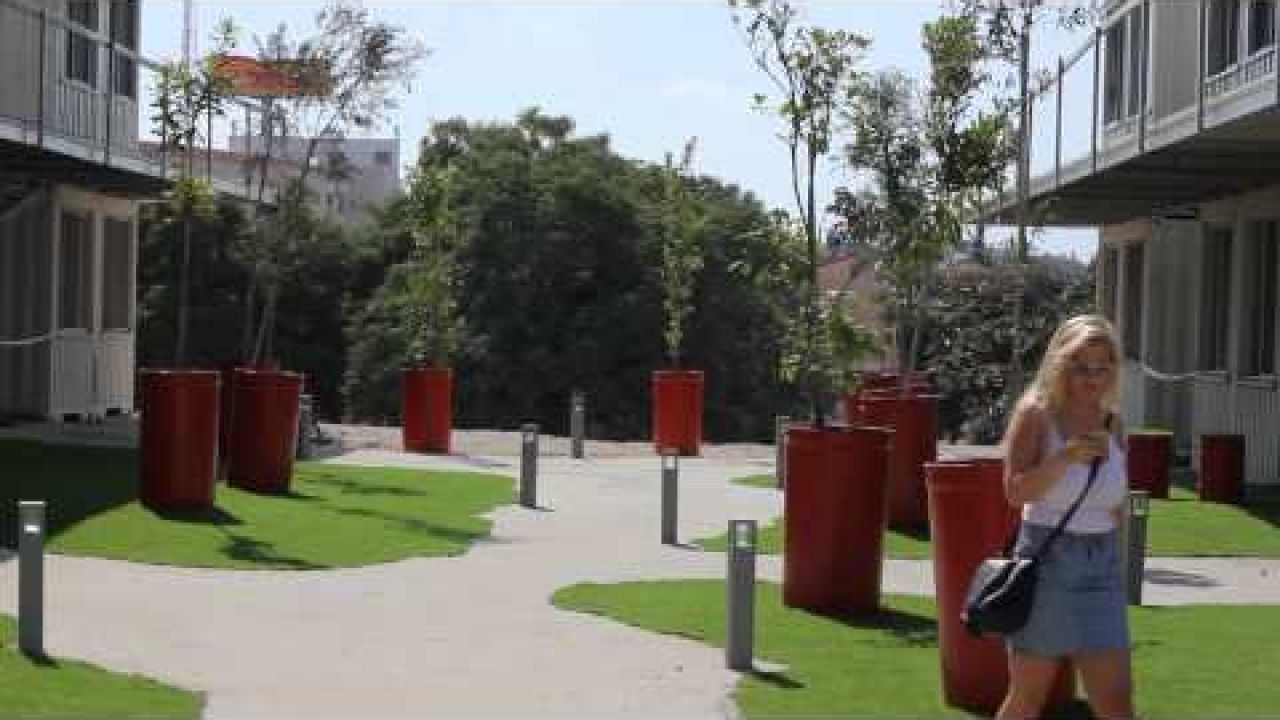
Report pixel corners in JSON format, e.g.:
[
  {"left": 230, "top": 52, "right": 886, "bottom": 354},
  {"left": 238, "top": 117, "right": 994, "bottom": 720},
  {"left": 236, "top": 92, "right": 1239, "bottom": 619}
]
[{"left": 1003, "top": 399, "right": 1050, "bottom": 451}]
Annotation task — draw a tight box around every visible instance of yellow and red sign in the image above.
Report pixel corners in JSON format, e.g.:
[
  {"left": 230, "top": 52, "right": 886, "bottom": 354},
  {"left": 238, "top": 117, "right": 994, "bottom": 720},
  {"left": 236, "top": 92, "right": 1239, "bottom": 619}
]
[{"left": 213, "top": 55, "right": 332, "bottom": 99}]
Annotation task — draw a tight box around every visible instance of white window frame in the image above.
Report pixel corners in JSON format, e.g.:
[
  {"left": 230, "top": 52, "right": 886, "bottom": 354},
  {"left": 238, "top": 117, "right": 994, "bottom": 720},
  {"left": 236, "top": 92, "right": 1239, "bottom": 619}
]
[
  {"left": 1239, "top": 220, "right": 1279, "bottom": 378},
  {"left": 1103, "top": 7, "right": 1148, "bottom": 130},
  {"left": 1199, "top": 225, "right": 1234, "bottom": 373}
]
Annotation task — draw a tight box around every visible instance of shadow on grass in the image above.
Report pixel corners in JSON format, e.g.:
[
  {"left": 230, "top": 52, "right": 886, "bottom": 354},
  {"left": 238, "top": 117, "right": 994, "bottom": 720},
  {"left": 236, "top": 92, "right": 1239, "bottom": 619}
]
[
  {"left": 219, "top": 533, "right": 326, "bottom": 570},
  {"left": 0, "top": 439, "right": 138, "bottom": 549},
  {"left": 150, "top": 506, "right": 243, "bottom": 527},
  {"left": 809, "top": 605, "right": 939, "bottom": 647},
  {"left": 303, "top": 472, "right": 431, "bottom": 498},
  {"left": 747, "top": 667, "right": 806, "bottom": 690},
  {"left": 894, "top": 525, "right": 931, "bottom": 543},
  {"left": 324, "top": 505, "right": 488, "bottom": 546}
]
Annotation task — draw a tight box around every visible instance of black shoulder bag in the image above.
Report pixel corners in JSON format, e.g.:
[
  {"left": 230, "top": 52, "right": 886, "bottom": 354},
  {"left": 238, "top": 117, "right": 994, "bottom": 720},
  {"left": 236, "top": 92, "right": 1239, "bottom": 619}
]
[{"left": 961, "top": 415, "right": 1111, "bottom": 637}]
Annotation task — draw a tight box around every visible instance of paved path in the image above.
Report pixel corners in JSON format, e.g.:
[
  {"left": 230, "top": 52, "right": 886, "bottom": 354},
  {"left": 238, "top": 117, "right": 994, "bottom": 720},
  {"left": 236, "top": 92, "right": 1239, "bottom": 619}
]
[{"left": 1, "top": 450, "right": 1278, "bottom": 719}]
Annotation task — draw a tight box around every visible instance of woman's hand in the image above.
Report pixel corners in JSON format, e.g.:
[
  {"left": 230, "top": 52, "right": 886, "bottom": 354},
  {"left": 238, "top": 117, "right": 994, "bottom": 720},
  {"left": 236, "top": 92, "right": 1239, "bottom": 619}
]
[{"left": 1061, "top": 430, "right": 1110, "bottom": 465}]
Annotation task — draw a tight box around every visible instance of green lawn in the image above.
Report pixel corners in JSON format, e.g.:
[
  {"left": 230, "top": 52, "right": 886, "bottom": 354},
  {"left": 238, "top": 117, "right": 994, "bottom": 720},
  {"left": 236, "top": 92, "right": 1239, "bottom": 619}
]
[
  {"left": 0, "top": 439, "right": 512, "bottom": 569},
  {"left": 712, "top": 479, "right": 1280, "bottom": 558},
  {"left": 732, "top": 474, "right": 778, "bottom": 490},
  {"left": 554, "top": 580, "right": 1280, "bottom": 719},
  {"left": 0, "top": 616, "right": 201, "bottom": 717}
]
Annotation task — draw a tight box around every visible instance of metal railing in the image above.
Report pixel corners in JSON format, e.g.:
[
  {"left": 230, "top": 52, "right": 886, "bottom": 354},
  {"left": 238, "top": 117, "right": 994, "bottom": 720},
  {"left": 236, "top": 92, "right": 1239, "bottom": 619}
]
[
  {"left": 0, "top": 0, "right": 263, "bottom": 196},
  {"left": 994, "top": 0, "right": 1280, "bottom": 215}
]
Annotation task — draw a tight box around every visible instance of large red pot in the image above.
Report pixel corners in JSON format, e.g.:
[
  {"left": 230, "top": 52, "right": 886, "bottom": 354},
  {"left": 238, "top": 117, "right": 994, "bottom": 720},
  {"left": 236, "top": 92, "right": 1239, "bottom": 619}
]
[
  {"left": 856, "top": 393, "right": 939, "bottom": 532},
  {"left": 1127, "top": 432, "right": 1172, "bottom": 499},
  {"left": 843, "top": 373, "right": 933, "bottom": 424},
  {"left": 139, "top": 370, "right": 220, "bottom": 511},
  {"left": 783, "top": 424, "right": 892, "bottom": 615},
  {"left": 402, "top": 367, "right": 454, "bottom": 454},
  {"left": 652, "top": 369, "right": 704, "bottom": 456},
  {"left": 227, "top": 368, "right": 303, "bottom": 494},
  {"left": 926, "top": 458, "right": 1076, "bottom": 716},
  {"left": 1198, "top": 434, "right": 1245, "bottom": 504}
]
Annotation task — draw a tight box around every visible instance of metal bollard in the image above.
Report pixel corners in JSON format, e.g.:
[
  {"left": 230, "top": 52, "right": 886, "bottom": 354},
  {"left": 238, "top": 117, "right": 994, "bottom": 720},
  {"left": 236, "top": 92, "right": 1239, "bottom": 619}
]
[
  {"left": 570, "top": 390, "right": 586, "bottom": 460},
  {"left": 774, "top": 415, "right": 790, "bottom": 490},
  {"left": 1126, "top": 490, "right": 1150, "bottom": 605},
  {"left": 519, "top": 423, "right": 539, "bottom": 508},
  {"left": 726, "top": 519, "right": 757, "bottom": 671},
  {"left": 18, "top": 500, "right": 45, "bottom": 657},
  {"left": 661, "top": 451, "right": 679, "bottom": 545}
]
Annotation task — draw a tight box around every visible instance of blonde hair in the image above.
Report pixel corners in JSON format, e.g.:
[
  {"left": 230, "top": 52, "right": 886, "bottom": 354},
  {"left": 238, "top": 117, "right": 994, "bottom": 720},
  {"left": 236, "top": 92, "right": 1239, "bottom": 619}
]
[{"left": 1016, "top": 314, "right": 1123, "bottom": 418}]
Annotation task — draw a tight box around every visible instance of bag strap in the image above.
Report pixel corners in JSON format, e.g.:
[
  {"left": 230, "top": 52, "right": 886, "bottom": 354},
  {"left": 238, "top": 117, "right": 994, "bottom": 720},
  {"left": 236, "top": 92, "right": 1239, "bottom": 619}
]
[{"left": 1004, "top": 413, "right": 1113, "bottom": 560}]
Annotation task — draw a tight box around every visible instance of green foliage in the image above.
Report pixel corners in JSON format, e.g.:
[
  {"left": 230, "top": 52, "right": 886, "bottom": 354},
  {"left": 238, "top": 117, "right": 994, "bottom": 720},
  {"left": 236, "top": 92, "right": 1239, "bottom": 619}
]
[
  {"left": 916, "top": 257, "right": 1096, "bottom": 442},
  {"left": 658, "top": 138, "right": 706, "bottom": 366},
  {"left": 343, "top": 110, "right": 799, "bottom": 439},
  {"left": 401, "top": 164, "right": 468, "bottom": 366}
]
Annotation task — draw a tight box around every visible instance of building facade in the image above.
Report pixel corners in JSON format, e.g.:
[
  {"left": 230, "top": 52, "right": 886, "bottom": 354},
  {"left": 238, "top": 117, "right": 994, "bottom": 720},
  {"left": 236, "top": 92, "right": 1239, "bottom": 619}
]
[
  {"left": 0, "top": 0, "right": 257, "bottom": 421},
  {"left": 992, "top": 0, "right": 1280, "bottom": 488}
]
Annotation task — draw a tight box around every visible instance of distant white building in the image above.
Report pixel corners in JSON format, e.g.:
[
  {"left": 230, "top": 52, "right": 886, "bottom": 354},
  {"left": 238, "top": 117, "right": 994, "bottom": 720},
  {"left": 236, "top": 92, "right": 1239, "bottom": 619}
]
[{"left": 227, "top": 135, "right": 402, "bottom": 226}]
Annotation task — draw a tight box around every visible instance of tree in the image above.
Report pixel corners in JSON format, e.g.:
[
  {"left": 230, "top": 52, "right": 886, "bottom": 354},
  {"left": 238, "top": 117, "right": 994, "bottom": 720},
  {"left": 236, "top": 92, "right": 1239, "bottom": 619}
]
[
  {"left": 837, "top": 13, "right": 1015, "bottom": 388},
  {"left": 234, "top": 1, "right": 426, "bottom": 366},
  {"left": 657, "top": 138, "right": 706, "bottom": 367},
  {"left": 729, "top": 0, "right": 871, "bottom": 423},
  {"left": 150, "top": 21, "right": 237, "bottom": 366}
]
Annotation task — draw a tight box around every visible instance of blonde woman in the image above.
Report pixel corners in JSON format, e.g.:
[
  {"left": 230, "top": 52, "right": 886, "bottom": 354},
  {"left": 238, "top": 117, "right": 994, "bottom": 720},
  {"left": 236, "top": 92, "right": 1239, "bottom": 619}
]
[{"left": 998, "top": 315, "right": 1135, "bottom": 720}]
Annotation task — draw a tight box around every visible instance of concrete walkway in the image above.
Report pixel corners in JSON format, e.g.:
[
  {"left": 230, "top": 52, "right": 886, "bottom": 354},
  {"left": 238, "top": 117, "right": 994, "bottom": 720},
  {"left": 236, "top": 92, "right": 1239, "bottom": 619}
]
[{"left": 1, "top": 449, "right": 1278, "bottom": 719}]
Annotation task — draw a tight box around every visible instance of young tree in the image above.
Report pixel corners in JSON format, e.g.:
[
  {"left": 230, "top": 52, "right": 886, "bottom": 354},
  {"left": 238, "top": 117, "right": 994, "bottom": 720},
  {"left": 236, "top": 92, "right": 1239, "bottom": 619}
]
[
  {"left": 234, "top": 1, "right": 426, "bottom": 365},
  {"left": 729, "top": 0, "right": 871, "bottom": 424},
  {"left": 658, "top": 137, "right": 706, "bottom": 368},
  {"left": 150, "top": 21, "right": 237, "bottom": 366}
]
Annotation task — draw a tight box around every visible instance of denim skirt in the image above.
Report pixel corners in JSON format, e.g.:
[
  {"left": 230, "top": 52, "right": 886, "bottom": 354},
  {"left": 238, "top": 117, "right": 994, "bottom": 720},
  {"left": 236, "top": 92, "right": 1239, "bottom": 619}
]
[{"left": 1008, "top": 523, "right": 1131, "bottom": 657}]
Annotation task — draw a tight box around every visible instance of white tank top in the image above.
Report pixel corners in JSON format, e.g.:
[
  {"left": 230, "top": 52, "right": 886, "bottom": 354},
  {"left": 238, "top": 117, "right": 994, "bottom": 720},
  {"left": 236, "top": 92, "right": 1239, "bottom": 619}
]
[{"left": 1023, "top": 420, "right": 1128, "bottom": 534}]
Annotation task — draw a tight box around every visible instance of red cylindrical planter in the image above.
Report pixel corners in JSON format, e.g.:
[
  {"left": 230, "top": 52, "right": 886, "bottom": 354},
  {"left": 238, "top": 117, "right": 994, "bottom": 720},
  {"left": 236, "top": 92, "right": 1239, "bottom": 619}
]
[
  {"left": 139, "top": 369, "right": 220, "bottom": 511},
  {"left": 402, "top": 367, "right": 454, "bottom": 454},
  {"left": 783, "top": 425, "right": 892, "bottom": 615},
  {"left": 1199, "top": 434, "right": 1245, "bottom": 504},
  {"left": 927, "top": 458, "right": 1076, "bottom": 715},
  {"left": 1127, "top": 432, "right": 1172, "bottom": 499},
  {"left": 228, "top": 368, "right": 304, "bottom": 494},
  {"left": 652, "top": 369, "right": 704, "bottom": 456},
  {"left": 857, "top": 393, "right": 939, "bottom": 532}
]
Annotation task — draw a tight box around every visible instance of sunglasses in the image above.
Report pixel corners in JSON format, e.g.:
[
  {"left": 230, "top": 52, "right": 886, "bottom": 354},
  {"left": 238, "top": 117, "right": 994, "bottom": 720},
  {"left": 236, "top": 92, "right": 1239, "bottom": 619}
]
[{"left": 1067, "top": 362, "right": 1113, "bottom": 378}]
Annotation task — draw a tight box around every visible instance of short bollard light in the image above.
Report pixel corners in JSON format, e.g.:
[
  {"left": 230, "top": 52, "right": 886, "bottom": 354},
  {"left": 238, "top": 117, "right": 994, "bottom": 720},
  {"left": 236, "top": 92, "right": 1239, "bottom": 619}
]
[
  {"left": 1126, "top": 490, "right": 1150, "bottom": 606},
  {"left": 520, "top": 423, "right": 539, "bottom": 508},
  {"left": 774, "top": 415, "right": 791, "bottom": 489},
  {"left": 19, "top": 500, "right": 45, "bottom": 657},
  {"left": 727, "top": 519, "right": 757, "bottom": 672},
  {"left": 661, "top": 450, "right": 679, "bottom": 545},
  {"left": 570, "top": 390, "right": 586, "bottom": 460}
]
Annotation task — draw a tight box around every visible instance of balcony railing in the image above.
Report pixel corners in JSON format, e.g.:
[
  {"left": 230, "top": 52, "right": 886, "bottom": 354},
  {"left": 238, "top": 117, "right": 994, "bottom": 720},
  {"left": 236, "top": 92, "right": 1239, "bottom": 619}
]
[
  {"left": 992, "top": 0, "right": 1280, "bottom": 217},
  {"left": 0, "top": 0, "right": 263, "bottom": 196}
]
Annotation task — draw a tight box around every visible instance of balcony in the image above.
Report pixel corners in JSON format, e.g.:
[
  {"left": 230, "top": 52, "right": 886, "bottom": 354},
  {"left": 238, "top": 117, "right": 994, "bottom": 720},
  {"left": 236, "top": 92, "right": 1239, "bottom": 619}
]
[
  {"left": 0, "top": 0, "right": 262, "bottom": 199},
  {"left": 986, "top": 2, "right": 1280, "bottom": 227}
]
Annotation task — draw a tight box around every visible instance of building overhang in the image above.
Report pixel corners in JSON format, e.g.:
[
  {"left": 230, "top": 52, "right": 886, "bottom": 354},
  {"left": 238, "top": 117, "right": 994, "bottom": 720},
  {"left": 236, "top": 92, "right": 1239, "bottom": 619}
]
[
  {"left": 987, "top": 106, "right": 1280, "bottom": 228},
  {"left": 0, "top": 137, "right": 168, "bottom": 198}
]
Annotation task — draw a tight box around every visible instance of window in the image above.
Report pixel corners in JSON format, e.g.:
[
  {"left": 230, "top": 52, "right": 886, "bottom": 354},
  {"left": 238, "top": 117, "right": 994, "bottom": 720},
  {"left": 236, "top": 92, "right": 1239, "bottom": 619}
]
[
  {"left": 1209, "top": 0, "right": 1242, "bottom": 75},
  {"left": 1241, "top": 220, "right": 1278, "bottom": 375},
  {"left": 102, "top": 219, "right": 133, "bottom": 331},
  {"left": 66, "top": 0, "right": 98, "bottom": 87},
  {"left": 1127, "top": 7, "right": 1145, "bottom": 117},
  {"left": 1250, "top": 0, "right": 1276, "bottom": 54},
  {"left": 1104, "top": 22, "right": 1126, "bottom": 124},
  {"left": 375, "top": 150, "right": 394, "bottom": 167},
  {"left": 1123, "top": 243, "right": 1144, "bottom": 360},
  {"left": 1200, "top": 227, "right": 1234, "bottom": 372},
  {"left": 1101, "top": 247, "right": 1120, "bottom": 322},
  {"left": 59, "top": 212, "right": 94, "bottom": 331},
  {"left": 109, "top": 0, "right": 138, "bottom": 97}
]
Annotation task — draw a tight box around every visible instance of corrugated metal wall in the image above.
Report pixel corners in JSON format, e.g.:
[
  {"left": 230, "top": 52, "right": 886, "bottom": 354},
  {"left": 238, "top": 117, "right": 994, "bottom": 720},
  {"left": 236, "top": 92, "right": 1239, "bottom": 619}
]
[
  {"left": 1193, "top": 381, "right": 1280, "bottom": 486},
  {"left": 0, "top": 189, "right": 52, "bottom": 417}
]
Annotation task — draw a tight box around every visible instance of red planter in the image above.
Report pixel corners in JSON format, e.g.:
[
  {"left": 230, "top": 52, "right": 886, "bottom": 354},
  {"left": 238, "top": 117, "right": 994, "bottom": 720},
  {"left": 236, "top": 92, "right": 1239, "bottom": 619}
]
[
  {"left": 783, "top": 425, "right": 892, "bottom": 615},
  {"left": 843, "top": 373, "right": 933, "bottom": 424},
  {"left": 402, "top": 367, "right": 454, "bottom": 454},
  {"left": 926, "top": 458, "right": 1076, "bottom": 715},
  {"left": 227, "top": 368, "right": 304, "bottom": 494},
  {"left": 139, "top": 370, "right": 221, "bottom": 511},
  {"left": 856, "top": 393, "right": 939, "bottom": 532},
  {"left": 1199, "top": 434, "right": 1245, "bottom": 504},
  {"left": 651, "top": 370, "right": 704, "bottom": 456},
  {"left": 1127, "top": 432, "right": 1172, "bottom": 499}
]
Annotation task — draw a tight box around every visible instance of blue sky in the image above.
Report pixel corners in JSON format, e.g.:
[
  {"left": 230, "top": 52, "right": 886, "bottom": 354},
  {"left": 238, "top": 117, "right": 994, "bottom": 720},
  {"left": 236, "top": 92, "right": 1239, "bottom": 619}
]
[{"left": 141, "top": 0, "right": 1098, "bottom": 259}]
